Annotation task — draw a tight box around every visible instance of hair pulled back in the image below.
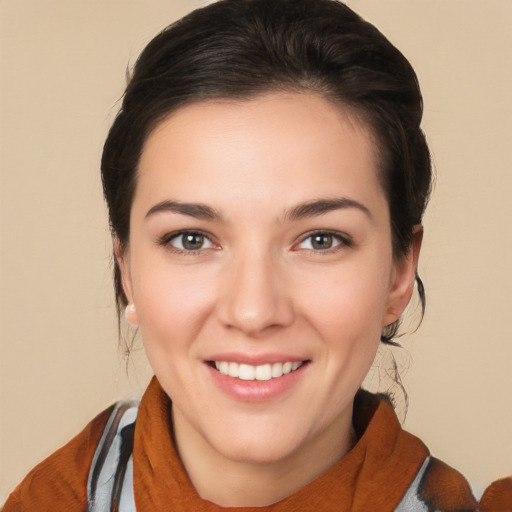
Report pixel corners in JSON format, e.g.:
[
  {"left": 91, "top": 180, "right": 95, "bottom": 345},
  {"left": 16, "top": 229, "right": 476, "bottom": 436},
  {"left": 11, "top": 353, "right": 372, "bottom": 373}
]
[{"left": 101, "top": 0, "right": 432, "bottom": 344}]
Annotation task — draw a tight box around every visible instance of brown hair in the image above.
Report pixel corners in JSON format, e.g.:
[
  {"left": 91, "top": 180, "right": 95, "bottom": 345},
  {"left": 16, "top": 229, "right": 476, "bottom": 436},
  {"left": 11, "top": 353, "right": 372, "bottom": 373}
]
[{"left": 101, "top": 0, "right": 432, "bottom": 344}]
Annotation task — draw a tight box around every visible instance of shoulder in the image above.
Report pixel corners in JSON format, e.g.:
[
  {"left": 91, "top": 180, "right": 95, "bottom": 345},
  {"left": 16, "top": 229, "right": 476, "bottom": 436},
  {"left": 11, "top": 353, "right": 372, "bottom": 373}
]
[
  {"left": 397, "top": 455, "right": 512, "bottom": 512},
  {"left": 415, "top": 456, "right": 478, "bottom": 510},
  {"left": 3, "top": 405, "right": 114, "bottom": 512},
  {"left": 480, "top": 477, "right": 512, "bottom": 512}
]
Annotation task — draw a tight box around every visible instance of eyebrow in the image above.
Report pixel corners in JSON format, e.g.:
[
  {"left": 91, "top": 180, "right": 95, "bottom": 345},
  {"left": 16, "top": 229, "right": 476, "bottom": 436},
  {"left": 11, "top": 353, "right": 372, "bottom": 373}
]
[
  {"left": 285, "top": 198, "right": 372, "bottom": 221},
  {"left": 145, "top": 200, "right": 222, "bottom": 221},
  {"left": 145, "top": 197, "right": 372, "bottom": 223}
]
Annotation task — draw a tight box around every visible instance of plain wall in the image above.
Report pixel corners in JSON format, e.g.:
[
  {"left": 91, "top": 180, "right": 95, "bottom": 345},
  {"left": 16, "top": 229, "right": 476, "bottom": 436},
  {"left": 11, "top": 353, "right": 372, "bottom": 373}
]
[{"left": 1, "top": 0, "right": 511, "bottom": 502}]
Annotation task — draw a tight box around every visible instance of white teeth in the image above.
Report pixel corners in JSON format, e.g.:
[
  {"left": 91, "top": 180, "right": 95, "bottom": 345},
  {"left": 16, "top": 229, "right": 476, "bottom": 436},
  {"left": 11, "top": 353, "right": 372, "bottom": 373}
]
[
  {"left": 238, "top": 364, "right": 255, "bottom": 381},
  {"left": 228, "top": 361, "right": 239, "bottom": 378},
  {"left": 271, "top": 362, "right": 283, "bottom": 378},
  {"left": 255, "top": 364, "right": 272, "bottom": 381},
  {"left": 213, "top": 360, "right": 304, "bottom": 381},
  {"left": 216, "top": 361, "right": 229, "bottom": 375}
]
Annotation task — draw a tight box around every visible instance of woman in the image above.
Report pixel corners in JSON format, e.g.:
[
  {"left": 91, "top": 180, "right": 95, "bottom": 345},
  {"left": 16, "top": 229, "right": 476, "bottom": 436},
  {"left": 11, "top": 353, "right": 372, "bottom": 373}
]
[{"left": 4, "top": 0, "right": 511, "bottom": 510}]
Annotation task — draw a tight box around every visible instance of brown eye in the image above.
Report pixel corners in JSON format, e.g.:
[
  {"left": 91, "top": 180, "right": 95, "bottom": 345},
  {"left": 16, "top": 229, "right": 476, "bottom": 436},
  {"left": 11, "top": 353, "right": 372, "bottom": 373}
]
[
  {"left": 182, "top": 233, "right": 205, "bottom": 250},
  {"left": 311, "top": 234, "right": 334, "bottom": 250},
  {"left": 296, "top": 231, "right": 351, "bottom": 252},
  {"left": 168, "top": 231, "right": 213, "bottom": 251}
]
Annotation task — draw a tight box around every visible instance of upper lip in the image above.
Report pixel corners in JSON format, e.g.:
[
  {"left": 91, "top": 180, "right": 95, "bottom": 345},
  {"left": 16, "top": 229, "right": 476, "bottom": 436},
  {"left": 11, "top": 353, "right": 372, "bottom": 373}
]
[{"left": 206, "top": 352, "right": 309, "bottom": 366}]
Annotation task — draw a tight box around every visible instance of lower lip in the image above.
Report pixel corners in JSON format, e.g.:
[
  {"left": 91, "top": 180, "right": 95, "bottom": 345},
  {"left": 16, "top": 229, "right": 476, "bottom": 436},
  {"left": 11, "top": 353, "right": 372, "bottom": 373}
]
[{"left": 206, "top": 363, "right": 309, "bottom": 402}]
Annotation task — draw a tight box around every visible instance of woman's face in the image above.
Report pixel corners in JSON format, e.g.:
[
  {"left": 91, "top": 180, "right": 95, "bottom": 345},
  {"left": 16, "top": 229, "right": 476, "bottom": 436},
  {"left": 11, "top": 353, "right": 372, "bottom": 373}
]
[{"left": 120, "top": 92, "right": 417, "bottom": 466}]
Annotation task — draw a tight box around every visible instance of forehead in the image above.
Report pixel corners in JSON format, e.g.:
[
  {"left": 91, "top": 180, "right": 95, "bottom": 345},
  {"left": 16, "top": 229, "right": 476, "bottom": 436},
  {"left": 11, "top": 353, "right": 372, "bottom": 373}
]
[{"left": 134, "top": 92, "right": 385, "bottom": 215}]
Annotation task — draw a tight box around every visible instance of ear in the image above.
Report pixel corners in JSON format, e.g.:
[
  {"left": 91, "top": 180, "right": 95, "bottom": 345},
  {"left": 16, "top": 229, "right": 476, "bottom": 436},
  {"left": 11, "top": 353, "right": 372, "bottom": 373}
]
[
  {"left": 382, "top": 226, "right": 423, "bottom": 327},
  {"left": 115, "top": 237, "right": 139, "bottom": 327}
]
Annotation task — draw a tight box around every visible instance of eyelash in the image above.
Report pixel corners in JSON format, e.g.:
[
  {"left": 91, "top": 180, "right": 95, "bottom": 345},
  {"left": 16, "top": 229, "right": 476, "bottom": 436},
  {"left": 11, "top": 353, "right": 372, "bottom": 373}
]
[
  {"left": 157, "top": 229, "right": 352, "bottom": 255},
  {"left": 157, "top": 230, "right": 217, "bottom": 255},
  {"left": 293, "top": 230, "right": 353, "bottom": 254}
]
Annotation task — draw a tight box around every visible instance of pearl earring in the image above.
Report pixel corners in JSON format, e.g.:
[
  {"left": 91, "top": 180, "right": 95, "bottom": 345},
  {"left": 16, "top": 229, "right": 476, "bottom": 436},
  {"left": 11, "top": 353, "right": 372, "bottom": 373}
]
[{"left": 124, "top": 304, "right": 137, "bottom": 327}]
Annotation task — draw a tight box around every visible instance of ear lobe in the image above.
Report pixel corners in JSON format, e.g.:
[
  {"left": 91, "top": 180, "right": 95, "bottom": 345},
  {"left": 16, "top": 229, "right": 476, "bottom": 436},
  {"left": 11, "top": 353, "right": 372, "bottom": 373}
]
[
  {"left": 115, "top": 237, "right": 138, "bottom": 326},
  {"left": 124, "top": 303, "right": 139, "bottom": 328},
  {"left": 383, "top": 226, "right": 423, "bottom": 327}
]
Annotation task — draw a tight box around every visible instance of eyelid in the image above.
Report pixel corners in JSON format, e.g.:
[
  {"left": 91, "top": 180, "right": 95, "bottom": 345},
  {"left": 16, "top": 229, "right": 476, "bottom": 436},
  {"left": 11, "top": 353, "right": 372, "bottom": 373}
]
[
  {"left": 157, "top": 229, "right": 219, "bottom": 254},
  {"left": 292, "top": 230, "right": 353, "bottom": 252}
]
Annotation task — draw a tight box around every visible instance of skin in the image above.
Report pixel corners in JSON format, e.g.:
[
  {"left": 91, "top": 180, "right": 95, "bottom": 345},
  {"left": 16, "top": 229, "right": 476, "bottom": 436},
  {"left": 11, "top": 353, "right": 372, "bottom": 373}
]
[{"left": 118, "top": 92, "right": 421, "bottom": 507}]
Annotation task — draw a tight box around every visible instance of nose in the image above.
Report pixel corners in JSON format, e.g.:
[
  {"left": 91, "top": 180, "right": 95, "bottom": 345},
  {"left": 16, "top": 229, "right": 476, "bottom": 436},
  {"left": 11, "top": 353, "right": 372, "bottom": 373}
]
[{"left": 217, "top": 251, "right": 294, "bottom": 336}]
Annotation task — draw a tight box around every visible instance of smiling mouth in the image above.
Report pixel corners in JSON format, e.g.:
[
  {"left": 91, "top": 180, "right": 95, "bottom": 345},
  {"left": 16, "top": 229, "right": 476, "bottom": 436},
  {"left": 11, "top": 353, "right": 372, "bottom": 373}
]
[{"left": 208, "top": 360, "right": 309, "bottom": 381}]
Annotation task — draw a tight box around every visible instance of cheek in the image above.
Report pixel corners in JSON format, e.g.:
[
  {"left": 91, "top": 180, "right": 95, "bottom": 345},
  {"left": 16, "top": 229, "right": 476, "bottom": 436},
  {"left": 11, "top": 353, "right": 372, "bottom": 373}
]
[
  {"left": 296, "top": 259, "right": 392, "bottom": 338},
  {"left": 131, "top": 258, "right": 218, "bottom": 351}
]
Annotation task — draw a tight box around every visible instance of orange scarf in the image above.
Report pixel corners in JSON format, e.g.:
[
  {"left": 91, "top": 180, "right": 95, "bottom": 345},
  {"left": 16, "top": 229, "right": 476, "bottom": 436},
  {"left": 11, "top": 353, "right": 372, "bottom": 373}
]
[{"left": 4, "top": 377, "right": 512, "bottom": 511}]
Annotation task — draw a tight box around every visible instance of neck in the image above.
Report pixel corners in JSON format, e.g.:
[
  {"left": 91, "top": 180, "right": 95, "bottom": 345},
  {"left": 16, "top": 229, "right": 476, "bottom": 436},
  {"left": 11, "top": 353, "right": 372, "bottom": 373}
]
[{"left": 171, "top": 406, "right": 356, "bottom": 507}]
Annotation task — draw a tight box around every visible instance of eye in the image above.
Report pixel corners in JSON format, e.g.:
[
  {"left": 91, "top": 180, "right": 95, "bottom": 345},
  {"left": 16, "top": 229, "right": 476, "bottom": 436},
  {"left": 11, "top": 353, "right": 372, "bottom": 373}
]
[
  {"left": 164, "top": 231, "right": 215, "bottom": 252},
  {"left": 295, "top": 231, "right": 351, "bottom": 252}
]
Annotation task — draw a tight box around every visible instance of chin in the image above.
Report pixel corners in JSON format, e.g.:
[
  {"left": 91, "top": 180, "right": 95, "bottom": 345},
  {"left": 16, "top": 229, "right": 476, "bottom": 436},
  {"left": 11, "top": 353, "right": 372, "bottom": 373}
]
[
  {"left": 207, "top": 420, "right": 311, "bottom": 465},
  {"left": 219, "top": 439, "right": 301, "bottom": 465}
]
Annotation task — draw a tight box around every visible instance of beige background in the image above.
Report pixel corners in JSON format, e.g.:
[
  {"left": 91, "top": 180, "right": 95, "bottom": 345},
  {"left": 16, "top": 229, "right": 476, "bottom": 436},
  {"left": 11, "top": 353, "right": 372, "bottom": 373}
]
[{"left": 1, "top": 0, "right": 511, "bottom": 503}]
